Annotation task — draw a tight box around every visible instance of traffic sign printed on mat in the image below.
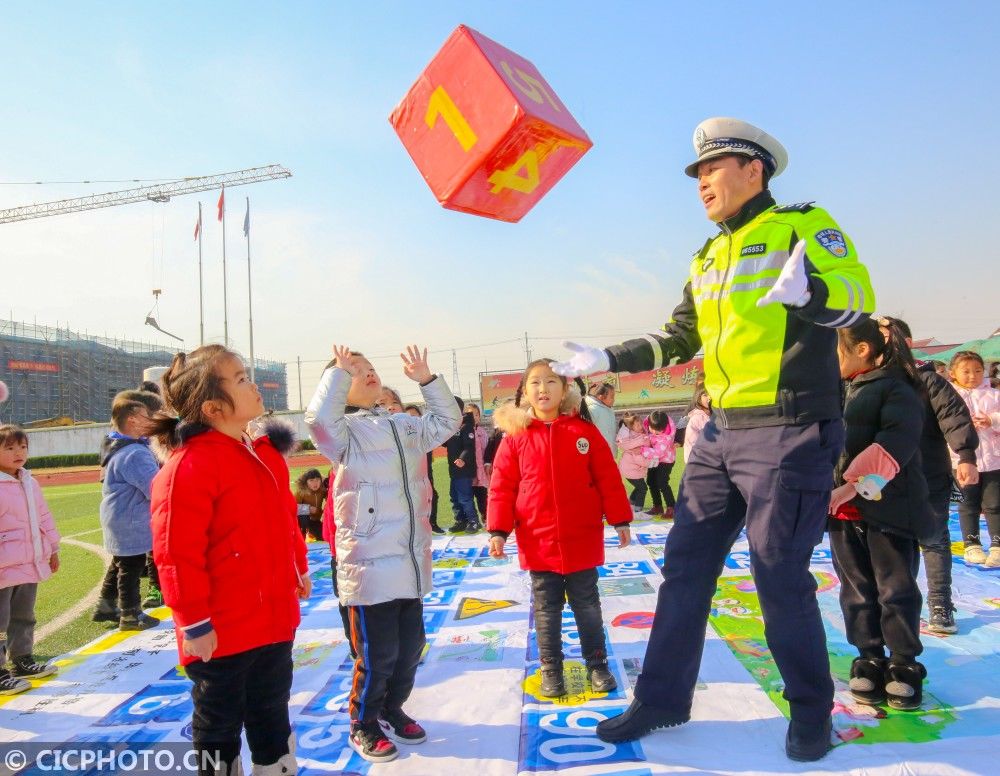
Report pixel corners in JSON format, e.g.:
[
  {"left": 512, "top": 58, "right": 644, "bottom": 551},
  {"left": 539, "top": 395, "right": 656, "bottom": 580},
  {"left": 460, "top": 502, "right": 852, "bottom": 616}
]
[{"left": 455, "top": 596, "right": 519, "bottom": 620}]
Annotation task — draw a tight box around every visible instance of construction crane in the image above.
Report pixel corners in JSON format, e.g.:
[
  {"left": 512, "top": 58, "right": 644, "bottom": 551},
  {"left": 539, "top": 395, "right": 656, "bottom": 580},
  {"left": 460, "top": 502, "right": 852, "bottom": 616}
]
[{"left": 0, "top": 164, "right": 291, "bottom": 224}]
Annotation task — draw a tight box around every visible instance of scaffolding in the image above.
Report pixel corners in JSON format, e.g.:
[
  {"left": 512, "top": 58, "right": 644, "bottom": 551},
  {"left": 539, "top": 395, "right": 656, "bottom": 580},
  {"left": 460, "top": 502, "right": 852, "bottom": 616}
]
[{"left": 0, "top": 319, "right": 287, "bottom": 424}]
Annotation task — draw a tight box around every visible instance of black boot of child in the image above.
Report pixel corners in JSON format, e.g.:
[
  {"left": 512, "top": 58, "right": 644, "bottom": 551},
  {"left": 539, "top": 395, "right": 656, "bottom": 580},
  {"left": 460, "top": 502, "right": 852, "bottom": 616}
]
[
  {"left": 92, "top": 598, "right": 121, "bottom": 623},
  {"left": 119, "top": 608, "right": 160, "bottom": 632},
  {"left": 586, "top": 651, "right": 617, "bottom": 693},
  {"left": 885, "top": 659, "right": 927, "bottom": 710},
  {"left": 539, "top": 659, "right": 565, "bottom": 697},
  {"left": 849, "top": 656, "right": 887, "bottom": 705}
]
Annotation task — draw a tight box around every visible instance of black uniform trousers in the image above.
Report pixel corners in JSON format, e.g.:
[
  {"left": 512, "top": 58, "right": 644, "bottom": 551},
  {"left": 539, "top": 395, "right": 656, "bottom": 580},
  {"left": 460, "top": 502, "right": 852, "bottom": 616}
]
[
  {"left": 829, "top": 519, "right": 923, "bottom": 660},
  {"left": 347, "top": 597, "right": 426, "bottom": 723},
  {"left": 634, "top": 418, "right": 842, "bottom": 726}
]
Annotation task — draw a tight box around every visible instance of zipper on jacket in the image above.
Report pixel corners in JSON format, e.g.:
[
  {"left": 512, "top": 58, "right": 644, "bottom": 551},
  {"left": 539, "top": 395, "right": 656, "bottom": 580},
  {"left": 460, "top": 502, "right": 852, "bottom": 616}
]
[
  {"left": 388, "top": 418, "right": 422, "bottom": 597},
  {"left": 714, "top": 223, "right": 735, "bottom": 407}
]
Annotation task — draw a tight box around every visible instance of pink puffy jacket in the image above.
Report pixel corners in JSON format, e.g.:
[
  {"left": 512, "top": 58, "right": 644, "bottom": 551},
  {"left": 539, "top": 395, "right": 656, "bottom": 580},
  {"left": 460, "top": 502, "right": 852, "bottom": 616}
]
[
  {"left": 643, "top": 416, "right": 677, "bottom": 465},
  {"left": 616, "top": 427, "right": 650, "bottom": 479},
  {"left": 950, "top": 380, "right": 1000, "bottom": 473},
  {"left": 0, "top": 468, "right": 60, "bottom": 589}
]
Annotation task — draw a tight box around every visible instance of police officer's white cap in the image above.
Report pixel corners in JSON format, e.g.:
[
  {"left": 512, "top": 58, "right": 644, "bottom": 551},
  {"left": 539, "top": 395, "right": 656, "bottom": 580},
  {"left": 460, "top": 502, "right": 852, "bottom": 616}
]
[{"left": 684, "top": 117, "right": 788, "bottom": 179}]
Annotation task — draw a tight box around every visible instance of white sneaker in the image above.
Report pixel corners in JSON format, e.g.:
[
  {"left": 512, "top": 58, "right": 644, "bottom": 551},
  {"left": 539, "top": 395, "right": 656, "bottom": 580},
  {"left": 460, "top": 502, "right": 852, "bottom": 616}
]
[
  {"left": 964, "top": 545, "right": 988, "bottom": 564},
  {"left": 985, "top": 547, "right": 1000, "bottom": 568}
]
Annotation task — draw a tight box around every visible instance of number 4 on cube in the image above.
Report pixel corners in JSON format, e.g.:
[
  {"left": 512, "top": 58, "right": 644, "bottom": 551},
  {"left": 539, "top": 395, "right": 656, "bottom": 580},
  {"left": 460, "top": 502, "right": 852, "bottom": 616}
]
[{"left": 389, "top": 25, "right": 592, "bottom": 223}]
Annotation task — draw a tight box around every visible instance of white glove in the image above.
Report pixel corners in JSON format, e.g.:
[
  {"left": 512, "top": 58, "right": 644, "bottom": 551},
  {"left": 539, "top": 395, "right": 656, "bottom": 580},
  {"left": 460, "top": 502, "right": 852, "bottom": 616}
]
[
  {"left": 551, "top": 341, "right": 611, "bottom": 377},
  {"left": 757, "top": 239, "right": 811, "bottom": 308}
]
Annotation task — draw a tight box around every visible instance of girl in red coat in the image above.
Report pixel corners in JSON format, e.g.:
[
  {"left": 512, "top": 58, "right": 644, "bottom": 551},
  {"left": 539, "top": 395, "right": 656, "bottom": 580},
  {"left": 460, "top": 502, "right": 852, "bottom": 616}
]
[
  {"left": 487, "top": 359, "right": 632, "bottom": 697},
  {"left": 149, "top": 345, "right": 308, "bottom": 776}
]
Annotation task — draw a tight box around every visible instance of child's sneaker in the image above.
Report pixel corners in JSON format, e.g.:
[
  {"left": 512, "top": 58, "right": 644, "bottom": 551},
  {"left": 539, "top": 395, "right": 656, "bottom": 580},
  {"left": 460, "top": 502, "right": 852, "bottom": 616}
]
[
  {"left": 429, "top": 522, "right": 446, "bottom": 535},
  {"left": 848, "top": 656, "right": 886, "bottom": 705},
  {"left": 465, "top": 521, "right": 481, "bottom": 534},
  {"left": 348, "top": 720, "right": 398, "bottom": 763},
  {"left": 119, "top": 609, "right": 160, "bottom": 631},
  {"left": 540, "top": 659, "right": 566, "bottom": 697},
  {"left": 448, "top": 520, "right": 468, "bottom": 534},
  {"left": 964, "top": 545, "right": 987, "bottom": 564},
  {"left": 142, "top": 585, "right": 163, "bottom": 609},
  {"left": 927, "top": 604, "right": 958, "bottom": 634},
  {"left": 0, "top": 669, "right": 30, "bottom": 696},
  {"left": 885, "top": 660, "right": 926, "bottom": 710},
  {"left": 11, "top": 655, "right": 58, "bottom": 679},
  {"left": 378, "top": 707, "right": 427, "bottom": 744},
  {"left": 986, "top": 547, "right": 1000, "bottom": 568}
]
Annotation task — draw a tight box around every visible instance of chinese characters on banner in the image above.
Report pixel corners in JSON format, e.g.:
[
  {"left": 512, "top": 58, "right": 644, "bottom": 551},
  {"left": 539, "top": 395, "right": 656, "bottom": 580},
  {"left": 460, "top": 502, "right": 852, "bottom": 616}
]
[{"left": 479, "top": 359, "right": 705, "bottom": 414}]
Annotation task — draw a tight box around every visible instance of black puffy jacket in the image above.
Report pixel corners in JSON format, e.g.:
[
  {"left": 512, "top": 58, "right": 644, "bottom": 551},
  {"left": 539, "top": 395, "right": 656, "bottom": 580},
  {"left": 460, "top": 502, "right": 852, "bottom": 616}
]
[
  {"left": 445, "top": 412, "right": 477, "bottom": 479},
  {"left": 835, "top": 366, "right": 934, "bottom": 541}
]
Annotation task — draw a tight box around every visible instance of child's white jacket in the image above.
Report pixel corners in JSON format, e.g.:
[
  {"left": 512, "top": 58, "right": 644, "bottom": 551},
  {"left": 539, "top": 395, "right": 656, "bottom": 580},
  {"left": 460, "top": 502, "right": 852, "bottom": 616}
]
[
  {"left": 305, "top": 368, "right": 461, "bottom": 606},
  {"left": 950, "top": 379, "right": 1000, "bottom": 473}
]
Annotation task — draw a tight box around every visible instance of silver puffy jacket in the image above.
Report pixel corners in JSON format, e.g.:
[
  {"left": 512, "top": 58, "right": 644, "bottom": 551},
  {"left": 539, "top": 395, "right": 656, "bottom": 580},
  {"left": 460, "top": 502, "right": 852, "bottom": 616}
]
[{"left": 305, "top": 368, "right": 461, "bottom": 606}]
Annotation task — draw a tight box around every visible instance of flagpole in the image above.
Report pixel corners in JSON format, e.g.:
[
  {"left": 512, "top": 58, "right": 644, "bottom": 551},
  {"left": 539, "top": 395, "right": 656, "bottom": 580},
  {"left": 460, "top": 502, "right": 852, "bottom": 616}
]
[
  {"left": 221, "top": 185, "right": 229, "bottom": 347},
  {"left": 245, "top": 197, "right": 256, "bottom": 384},
  {"left": 197, "top": 202, "right": 205, "bottom": 346}
]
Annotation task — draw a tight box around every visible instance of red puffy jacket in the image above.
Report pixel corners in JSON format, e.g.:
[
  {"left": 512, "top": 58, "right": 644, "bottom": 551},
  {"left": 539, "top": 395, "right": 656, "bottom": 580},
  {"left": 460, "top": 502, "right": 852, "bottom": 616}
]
[
  {"left": 151, "top": 428, "right": 307, "bottom": 665},
  {"left": 487, "top": 402, "right": 632, "bottom": 575}
]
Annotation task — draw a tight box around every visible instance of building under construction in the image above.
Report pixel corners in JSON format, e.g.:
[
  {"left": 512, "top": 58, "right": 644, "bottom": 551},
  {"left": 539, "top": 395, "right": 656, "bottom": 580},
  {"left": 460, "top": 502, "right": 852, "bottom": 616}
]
[{"left": 0, "top": 319, "right": 287, "bottom": 425}]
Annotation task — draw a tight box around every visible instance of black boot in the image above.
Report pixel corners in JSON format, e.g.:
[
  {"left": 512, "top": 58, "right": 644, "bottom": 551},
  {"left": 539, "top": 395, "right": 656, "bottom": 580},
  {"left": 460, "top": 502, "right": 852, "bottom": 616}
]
[
  {"left": 539, "top": 659, "right": 565, "bottom": 697},
  {"left": 119, "top": 608, "right": 160, "bottom": 631},
  {"left": 91, "top": 598, "right": 121, "bottom": 623},
  {"left": 885, "top": 659, "right": 927, "bottom": 711},
  {"left": 785, "top": 716, "right": 832, "bottom": 762},
  {"left": 849, "top": 656, "right": 887, "bottom": 705},
  {"left": 586, "top": 651, "right": 617, "bottom": 693},
  {"left": 595, "top": 698, "right": 689, "bottom": 743}
]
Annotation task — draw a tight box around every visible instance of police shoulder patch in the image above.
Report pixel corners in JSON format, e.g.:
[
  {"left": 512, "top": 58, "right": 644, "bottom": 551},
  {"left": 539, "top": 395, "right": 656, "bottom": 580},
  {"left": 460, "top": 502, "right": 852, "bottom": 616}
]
[
  {"left": 773, "top": 201, "right": 815, "bottom": 213},
  {"left": 815, "top": 228, "right": 849, "bottom": 257}
]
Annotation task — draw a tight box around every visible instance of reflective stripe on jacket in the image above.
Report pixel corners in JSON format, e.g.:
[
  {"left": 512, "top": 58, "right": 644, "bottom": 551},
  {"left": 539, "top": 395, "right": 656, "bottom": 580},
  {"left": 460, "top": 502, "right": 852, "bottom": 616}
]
[{"left": 608, "top": 191, "right": 876, "bottom": 428}]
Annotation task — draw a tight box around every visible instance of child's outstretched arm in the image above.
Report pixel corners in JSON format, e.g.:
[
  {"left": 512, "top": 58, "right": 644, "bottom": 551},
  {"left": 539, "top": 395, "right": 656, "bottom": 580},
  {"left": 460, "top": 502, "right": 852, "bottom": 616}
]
[
  {"left": 400, "top": 345, "right": 462, "bottom": 451},
  {"left": 305, "top": 345, "right": 357, "bottom": 463}
]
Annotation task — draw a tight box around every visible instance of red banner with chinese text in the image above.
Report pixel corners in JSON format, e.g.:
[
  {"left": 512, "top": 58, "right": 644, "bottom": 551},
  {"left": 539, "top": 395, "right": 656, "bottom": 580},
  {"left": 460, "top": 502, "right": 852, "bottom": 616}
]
[{"left": 479, "top": 359, "right": 704, "bottom": 415}]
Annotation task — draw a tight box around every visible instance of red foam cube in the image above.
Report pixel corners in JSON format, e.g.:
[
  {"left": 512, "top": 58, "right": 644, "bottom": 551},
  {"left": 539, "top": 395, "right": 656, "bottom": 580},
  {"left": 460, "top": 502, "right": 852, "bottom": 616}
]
[{"left": 390, "top": 25, "right": 592, "bottom": 223}]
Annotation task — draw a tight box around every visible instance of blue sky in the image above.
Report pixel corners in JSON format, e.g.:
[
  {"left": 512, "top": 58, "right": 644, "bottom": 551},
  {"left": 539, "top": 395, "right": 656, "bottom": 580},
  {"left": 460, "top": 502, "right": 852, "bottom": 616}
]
[{"left": 2, "top": 1, "right": 997, "bottom": 405}]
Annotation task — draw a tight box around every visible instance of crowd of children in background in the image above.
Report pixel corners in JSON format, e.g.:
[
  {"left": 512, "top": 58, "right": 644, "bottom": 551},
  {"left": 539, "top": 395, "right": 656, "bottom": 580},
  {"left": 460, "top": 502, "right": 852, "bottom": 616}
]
[{"left": 2, "top": 327, "right": 999, "bottom": 768}]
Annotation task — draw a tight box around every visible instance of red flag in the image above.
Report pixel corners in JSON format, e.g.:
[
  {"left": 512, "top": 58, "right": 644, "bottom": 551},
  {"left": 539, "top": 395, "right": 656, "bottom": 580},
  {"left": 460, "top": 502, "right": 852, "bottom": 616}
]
[
  {"left": 217, "top": 188, "right": 225, "bottom": 222},
  {"left": 193, "top": 209, "right": 201, "bottom": 241}
]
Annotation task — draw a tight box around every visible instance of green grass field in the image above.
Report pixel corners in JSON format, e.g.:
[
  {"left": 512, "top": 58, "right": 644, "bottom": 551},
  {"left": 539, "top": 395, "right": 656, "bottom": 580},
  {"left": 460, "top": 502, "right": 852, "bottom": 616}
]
[{"left": 32, "top": 456, "right": 684, "bottom": 661}]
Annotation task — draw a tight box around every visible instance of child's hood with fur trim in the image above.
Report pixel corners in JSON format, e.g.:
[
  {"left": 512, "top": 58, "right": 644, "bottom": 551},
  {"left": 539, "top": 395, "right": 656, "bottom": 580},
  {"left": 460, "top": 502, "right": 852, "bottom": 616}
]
[{"left": 492, "top": 383, "right": 582, "bottom": 435}]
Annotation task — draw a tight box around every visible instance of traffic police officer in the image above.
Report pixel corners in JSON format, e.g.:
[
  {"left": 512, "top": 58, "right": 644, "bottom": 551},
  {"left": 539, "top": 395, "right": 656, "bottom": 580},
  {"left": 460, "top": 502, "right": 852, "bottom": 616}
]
[{"left": 553, "top": 117, "right": 876, "bottom": 762}]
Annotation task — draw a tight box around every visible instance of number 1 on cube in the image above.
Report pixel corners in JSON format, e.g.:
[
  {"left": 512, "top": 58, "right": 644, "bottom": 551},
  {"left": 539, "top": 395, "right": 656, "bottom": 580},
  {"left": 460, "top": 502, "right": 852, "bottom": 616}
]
[{"left": 425, "top": 85, "right": 478, "bottom": 152}]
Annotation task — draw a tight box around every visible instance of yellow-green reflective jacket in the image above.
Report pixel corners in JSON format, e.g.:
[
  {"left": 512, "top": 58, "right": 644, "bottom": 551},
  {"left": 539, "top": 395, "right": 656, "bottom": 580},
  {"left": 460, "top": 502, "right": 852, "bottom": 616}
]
[{"left": 608, "top": 191, "right": 875, "bottom": 429}]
